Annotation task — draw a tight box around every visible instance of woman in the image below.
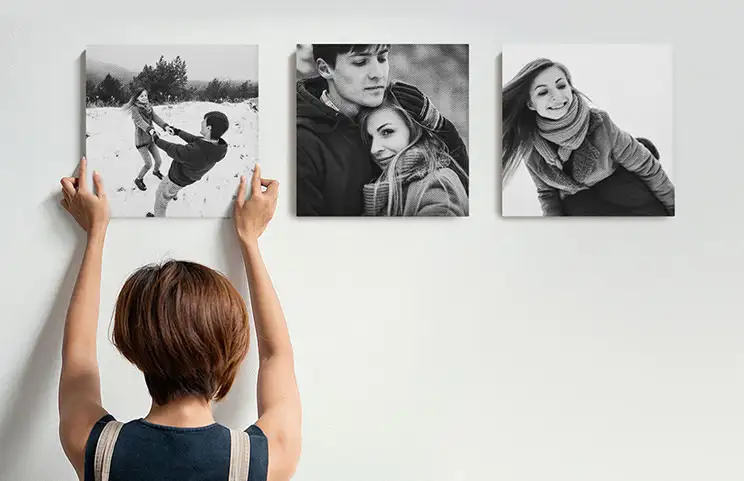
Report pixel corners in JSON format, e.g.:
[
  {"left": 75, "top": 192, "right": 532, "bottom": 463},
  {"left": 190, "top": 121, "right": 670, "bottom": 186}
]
[
  {"left": 57, "top": 158, "right": 301, "bottom": 480},
  {"left": 358, "top": 89, "right": 469, "bottom": 216},
  {"left": 502, "top": 58, "right": 675, "bottom": 216},
  {"left": 122, "top": 88, "right": 169, "bottom": 192}
]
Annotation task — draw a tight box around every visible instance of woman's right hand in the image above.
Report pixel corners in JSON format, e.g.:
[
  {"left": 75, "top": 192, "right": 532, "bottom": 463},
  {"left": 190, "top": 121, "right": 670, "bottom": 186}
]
[
  {"left": 233, "top": 163, "right": 279, "bottom": 245},
  {"left": 60, "top": 156, "right": 110, "bottom": 239}
]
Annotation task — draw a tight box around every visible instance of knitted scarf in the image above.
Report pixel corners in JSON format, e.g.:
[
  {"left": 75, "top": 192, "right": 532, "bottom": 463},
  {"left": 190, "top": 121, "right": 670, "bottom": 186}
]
[
  {"left": 135, "top": 101, "right": 154, "bottom": 122},
  {"left": 363, "top": 145, "right": 449, "bottom": 216},
  {"left": 532, "top": 94, "right": 590, "bottom": 169}
]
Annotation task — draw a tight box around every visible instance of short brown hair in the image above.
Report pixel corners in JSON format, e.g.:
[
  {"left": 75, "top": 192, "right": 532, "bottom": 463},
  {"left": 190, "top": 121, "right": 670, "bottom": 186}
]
[{"left": 113, "top": 260, "right": 249, "bottom": 405}]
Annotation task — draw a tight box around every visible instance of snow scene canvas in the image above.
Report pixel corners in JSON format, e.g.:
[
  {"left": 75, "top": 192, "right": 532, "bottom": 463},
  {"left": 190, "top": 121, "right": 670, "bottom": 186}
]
[{"left": 85, "top": 45, "right": 259, "bottom": 218}]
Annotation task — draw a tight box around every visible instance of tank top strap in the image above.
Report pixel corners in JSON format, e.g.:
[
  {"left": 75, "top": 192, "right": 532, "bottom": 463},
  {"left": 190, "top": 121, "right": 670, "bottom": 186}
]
[
  {"left": 94, "top": 420, "right": 125, "bottom": 481},
  {"left": 228, "top": 428, "right": 251, "bottom": 481}
]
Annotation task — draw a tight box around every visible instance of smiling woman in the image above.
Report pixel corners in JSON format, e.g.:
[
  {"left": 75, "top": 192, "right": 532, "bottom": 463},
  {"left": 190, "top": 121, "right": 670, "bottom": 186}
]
[
  {"left": 501, "top": 46, "right": 675, "bottom": 217},
  {"left": 528, "top": 66, "right": 574, "bottom": 120},
  {"left": 358, "top": 87, "right": 469, "bottom": 216}
]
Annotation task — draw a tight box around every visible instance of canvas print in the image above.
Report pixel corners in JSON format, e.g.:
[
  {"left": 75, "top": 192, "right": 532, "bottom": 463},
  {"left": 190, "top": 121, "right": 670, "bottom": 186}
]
[
  {"left": 296, "top": 44, "right": 469, "bottom": 217},
  {"left": 501, "top": 44, "right": 674, "bottom": 217},
  {"left": 85, "top": 45, "right": 259, "bottom": 218}
]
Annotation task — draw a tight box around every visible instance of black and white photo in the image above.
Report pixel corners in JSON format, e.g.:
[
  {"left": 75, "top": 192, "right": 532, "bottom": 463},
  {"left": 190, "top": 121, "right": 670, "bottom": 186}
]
[
  {"left": 501, "top": 44, "right": 674, "bottom": 217},
  {"left": 85, "top": 45, "right": 259, "bottom": 218},
  {"left": 296, "top": 44, "right": 469, "bottom": 217}
]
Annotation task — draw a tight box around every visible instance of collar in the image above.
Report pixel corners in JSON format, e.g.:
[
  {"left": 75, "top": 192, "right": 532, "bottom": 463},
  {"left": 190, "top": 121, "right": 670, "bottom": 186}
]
[{"left": 320, "top": 90, "right": 341, "bottom": 112}]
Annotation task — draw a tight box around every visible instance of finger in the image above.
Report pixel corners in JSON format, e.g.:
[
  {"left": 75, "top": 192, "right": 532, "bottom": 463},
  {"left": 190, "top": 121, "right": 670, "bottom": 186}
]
[
  {"left": 260, "top": 177, "right": 277, "bottom": 187},
  {"left": 236, "top": 175, "right": 247, "bottom": 205},
  {"left": 264, "top": 179, "right": 280, "bottom": 198},
  {"left": 251, "top": 164, "right": 261, "bottom": 197},
  {"left": 61, "top": 177, "right": 77, "bottom": 197},
  {"left": 92, "top": 171, "right": 105, "bottom": 198},
  {"left": 60, "top": 197, "right": 70, "bottom": 211},
  {"left": 78, "top": 156, "right": 89, "bottom": 192}
]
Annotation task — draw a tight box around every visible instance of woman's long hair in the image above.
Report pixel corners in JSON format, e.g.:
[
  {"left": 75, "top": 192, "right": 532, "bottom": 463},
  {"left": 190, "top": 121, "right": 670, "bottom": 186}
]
[
  {"left": 359, "top": 90, "right": 468, "bottom": 216},
  {"left": 120, "top": 87, "right": 149, "bottom": 113},
  {"left": 502, "top": 58, "right": 588, "bottom": 184}
]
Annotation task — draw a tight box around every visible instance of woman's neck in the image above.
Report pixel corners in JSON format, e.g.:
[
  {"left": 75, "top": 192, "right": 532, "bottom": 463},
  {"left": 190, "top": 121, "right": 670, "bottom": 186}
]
[{"left": 144, "top": 396, "right": 215, "bottom": 428}]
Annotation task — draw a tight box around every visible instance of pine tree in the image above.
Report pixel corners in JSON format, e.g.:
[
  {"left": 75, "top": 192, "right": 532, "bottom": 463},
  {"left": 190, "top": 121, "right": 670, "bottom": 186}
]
[{"left": 96, "top": 74, "right": 124, "bottom": 104}]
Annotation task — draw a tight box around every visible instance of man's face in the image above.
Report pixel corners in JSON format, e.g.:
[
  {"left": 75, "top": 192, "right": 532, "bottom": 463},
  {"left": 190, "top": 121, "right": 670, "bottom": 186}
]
[{"left": 321, "top": 47, "right": 390, "bottom": 108}]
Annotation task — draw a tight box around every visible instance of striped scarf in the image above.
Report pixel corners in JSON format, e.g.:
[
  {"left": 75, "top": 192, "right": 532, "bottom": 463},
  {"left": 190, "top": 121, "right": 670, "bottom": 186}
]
[
  {"left": 363, "top": 145, "right": 449, "bottom": 216},
  {"left": 135, "top": 101, "right": 154, "bottom": 122},
  {"left": 532, "top": 94, "right": 590, "bottom": 169}
]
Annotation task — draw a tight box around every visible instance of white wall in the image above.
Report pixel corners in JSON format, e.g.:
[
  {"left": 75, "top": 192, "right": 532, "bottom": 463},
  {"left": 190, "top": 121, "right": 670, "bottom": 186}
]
[{"left": 1, "top": 1, "right": 743, "bottom": 480}]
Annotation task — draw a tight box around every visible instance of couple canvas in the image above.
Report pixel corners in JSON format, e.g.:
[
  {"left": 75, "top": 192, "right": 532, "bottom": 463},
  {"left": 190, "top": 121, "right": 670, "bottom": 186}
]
[{"left": 295, "top": 44, "right": 471, "bottom": 217}]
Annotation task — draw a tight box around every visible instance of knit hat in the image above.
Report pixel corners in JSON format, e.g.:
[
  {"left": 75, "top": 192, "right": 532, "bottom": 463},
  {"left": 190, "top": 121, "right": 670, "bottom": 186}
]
[
  {"left": 204, "top": 111, "right": 229, "bottom": 139},
  {"left": 390, "top": 81, "right": 444, "bottom": 131}
]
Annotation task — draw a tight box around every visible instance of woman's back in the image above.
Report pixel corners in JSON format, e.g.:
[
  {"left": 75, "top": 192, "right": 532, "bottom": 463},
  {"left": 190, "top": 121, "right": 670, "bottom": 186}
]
[
  {"left": 84, "top": 415, "right": 268, "bottom": 481},
  {"left": 57, "top": 163, "right": 300, "bottom": 481}
]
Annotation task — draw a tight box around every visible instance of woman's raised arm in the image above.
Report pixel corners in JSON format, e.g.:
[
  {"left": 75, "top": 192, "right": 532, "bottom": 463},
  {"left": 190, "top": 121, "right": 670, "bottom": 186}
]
[{"left": 233, "top": 165, "right": 302, "bottom": 481}]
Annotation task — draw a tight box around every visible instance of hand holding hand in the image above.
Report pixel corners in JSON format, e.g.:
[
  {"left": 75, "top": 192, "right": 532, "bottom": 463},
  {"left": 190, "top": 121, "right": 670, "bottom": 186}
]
[
  {"left": 60, "top": 156, "right": 109, "bottom": 238},
  {"left": 233, "top": 163, "right": 278, "bottom": 245},
  {"left": 165, "top": 125, "right": 175, "bottom": 136}
]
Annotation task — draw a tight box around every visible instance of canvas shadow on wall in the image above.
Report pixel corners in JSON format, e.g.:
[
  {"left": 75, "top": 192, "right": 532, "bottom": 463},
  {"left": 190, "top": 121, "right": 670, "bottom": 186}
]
[
  {"left": 85, "top": 45, "right": 259, "bottom": 218},
  {"left": 295, "top": 43, "right": 470, "bottom": 217},
  {"left": 500, "top": 44, "right": 675, "bottom": 218}
]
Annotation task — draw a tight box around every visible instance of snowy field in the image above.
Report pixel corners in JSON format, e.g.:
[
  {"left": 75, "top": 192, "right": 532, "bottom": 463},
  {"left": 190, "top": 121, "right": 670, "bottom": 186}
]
[{"left": 85, "top": 100, "right": 258, "bottom": 218}]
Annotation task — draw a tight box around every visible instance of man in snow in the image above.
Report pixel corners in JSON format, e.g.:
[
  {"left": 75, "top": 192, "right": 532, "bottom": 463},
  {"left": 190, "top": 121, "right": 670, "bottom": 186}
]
[
  {"left": 296, "top": 43, "right": 469, "bottom": 216},
  {"left": 147, "top": 111, "right": 229, "bottom": 217}
]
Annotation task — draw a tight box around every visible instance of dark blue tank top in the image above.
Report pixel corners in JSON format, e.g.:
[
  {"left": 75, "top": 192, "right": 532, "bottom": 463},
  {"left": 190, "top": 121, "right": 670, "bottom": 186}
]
[{"left": 83, "top": 414, "right": 268, "bottom": 481}]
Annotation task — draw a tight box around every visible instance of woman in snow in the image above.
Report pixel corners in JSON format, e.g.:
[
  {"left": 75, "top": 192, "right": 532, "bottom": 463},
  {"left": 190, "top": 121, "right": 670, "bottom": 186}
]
[
  {"left": 502, "top": 58, "right": 675, "bottom": 216},
  {"left": 122, "top": 88, "right": 170, "bottom": 192}
]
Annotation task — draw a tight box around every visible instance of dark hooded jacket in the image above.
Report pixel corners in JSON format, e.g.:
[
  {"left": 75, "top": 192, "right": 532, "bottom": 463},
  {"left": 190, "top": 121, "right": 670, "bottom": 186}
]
[
  {"left": 296, "top": 77, "right": 469, "bottom": 216},
  {"left": 155, "top": 129, "right": 228, "bottom": 187},
  {"left": 296, "top": 77, "right": 379, "bottom": 216}
]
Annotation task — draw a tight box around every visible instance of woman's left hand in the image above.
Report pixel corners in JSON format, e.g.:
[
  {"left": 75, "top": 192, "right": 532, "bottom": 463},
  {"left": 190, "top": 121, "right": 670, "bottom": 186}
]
[{"left": 60, "top": 156, "right": 110, "bottom": 238}]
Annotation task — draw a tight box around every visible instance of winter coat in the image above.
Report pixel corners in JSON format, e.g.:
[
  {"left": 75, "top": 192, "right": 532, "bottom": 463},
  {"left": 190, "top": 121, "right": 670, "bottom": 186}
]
[
  {"left": 525, "top": 109, "right": 675, "bottom": 216},
  {"left": 402, "top": 168, "right": 469, "bottom": 216},
  {"left": 154, "top": 129, "right": 228, "bottom": 187},
  {"left": 131, "top": 103, "right": 167, "bottom": 148},
  {"left": 296, "top": 77, "right": 377, "bottom": 216}
]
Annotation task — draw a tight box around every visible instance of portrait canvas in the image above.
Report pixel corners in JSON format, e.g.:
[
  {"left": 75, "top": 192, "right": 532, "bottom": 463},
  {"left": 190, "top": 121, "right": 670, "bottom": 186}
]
[
  {"left": 501, "top": 44, "right": 674, "bottom": 217},
  {"left": 85, "top": 45, "right": 259, "bottom": 218},
  {"left": 296, "top": 43, "right": 470, "bottom": 217}
]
